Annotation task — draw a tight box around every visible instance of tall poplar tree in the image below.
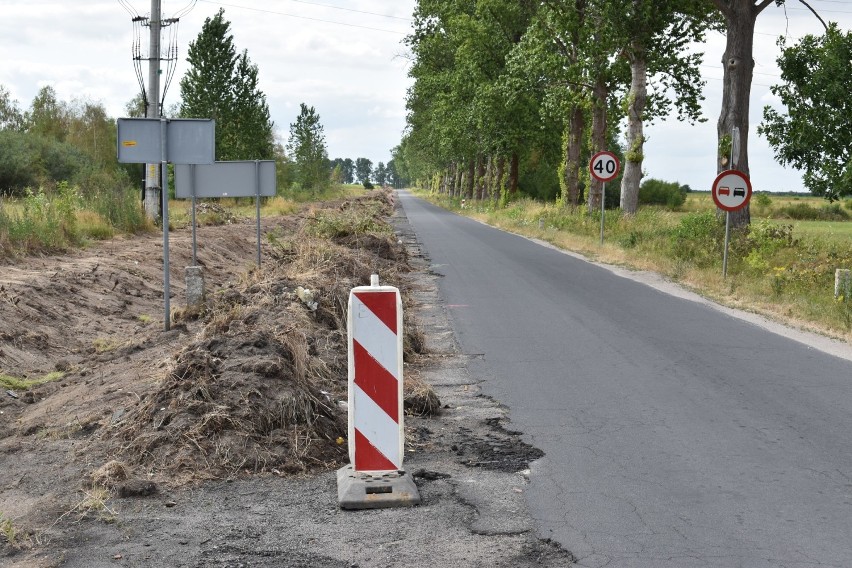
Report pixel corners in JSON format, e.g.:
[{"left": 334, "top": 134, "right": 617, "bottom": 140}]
[
  {"left": 708, "top": 0, "right": 825, "bottom": 227},
  {"left": 179, "top": 9, "right": 274, "bottom": 161},
  {"left": 613, "top": 0, "right": 717, "bottom": 214}
]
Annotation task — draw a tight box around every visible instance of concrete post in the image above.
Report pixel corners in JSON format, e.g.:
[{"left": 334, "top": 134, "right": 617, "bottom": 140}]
[{"left": 185, "top": 266, "right": 205, "bottom": 310}]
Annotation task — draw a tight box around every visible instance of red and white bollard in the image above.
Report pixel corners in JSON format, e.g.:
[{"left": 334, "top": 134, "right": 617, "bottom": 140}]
[{"left": 337, "top": 274, "right": 420, "bottom": 509}]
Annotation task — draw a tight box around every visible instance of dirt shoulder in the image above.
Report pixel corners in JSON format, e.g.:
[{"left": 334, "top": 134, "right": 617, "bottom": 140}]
[{"left": 1, "top": 193, "right": 574, "bottom": 567}]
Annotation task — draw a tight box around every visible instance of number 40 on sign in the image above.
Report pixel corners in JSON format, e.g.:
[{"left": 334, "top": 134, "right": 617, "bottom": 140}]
[{"left": 589, "top": 151, "right": 620, "bottom": 183}]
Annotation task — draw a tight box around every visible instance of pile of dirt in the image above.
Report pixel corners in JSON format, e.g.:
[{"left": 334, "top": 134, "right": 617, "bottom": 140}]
[
  {"left": 0, "top": 189, "right": 436, "bottom": 550},
  {"left": 100, "top": 189, "right": 431, "bottom": 483}
]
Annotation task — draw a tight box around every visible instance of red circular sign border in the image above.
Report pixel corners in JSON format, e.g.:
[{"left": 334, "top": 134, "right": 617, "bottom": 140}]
[
  {"left": 711, "top": 169, "right": 752, "bottom": 212},
  {"left": 589, "top": 151, "right": 620, "bottom": 183}
]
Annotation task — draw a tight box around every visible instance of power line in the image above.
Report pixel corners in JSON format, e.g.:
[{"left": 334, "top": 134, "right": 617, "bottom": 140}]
[
  {"left": 701, "top": 64, "right": 781, "bottom": 79},
  {"left": 282, "top": 0, "right": 411, "bottom": 22},
  {"left": 196, "top": 0, "right": 410, "bottom": 35},
  {"left": 786, "top": 5, "right": 852, "bottom": 15}
]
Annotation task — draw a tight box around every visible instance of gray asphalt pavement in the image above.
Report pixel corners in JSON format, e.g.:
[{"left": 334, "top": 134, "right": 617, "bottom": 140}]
[{"left": 398, "top": 190, "right": 852, "bottom": 568}]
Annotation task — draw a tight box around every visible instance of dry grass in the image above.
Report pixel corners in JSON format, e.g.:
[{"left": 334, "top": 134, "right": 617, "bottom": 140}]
[{"left": 103, "top": 189, "right": 438, "bottom": 484}]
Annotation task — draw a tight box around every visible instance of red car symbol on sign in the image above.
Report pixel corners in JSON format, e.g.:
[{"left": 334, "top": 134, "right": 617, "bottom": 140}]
[{"left": 711, "top": 169, "right": 752, "bottom": 212}]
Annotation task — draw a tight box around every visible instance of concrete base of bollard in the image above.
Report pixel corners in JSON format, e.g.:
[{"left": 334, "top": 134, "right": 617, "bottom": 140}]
[
  {"left": 185, "top": 266, "right": 205, "bottom": 309},
  {"left": 336, "top": 465, "right": 421, "bottom": 510}
]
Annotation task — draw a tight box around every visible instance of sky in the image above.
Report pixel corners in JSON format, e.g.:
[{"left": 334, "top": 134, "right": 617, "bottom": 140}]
[{"left": 0, "top": 0, "right": 850, "bottom": 193}]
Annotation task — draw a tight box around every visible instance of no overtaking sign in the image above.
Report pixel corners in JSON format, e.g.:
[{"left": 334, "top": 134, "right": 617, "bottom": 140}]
[{"left": 712, "top": 169, "right": 752, "bottom": 212}]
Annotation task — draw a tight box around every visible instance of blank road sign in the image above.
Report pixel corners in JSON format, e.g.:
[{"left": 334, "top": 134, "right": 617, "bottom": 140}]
[
  {"left": 174, "top": 161, "right": 277, "bottom": 198},
  {"left": 116, "top": 118, "right": 215, "bottom": 165}
]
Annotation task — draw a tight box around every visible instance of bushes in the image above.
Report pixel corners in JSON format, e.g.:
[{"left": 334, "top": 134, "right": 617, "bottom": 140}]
[
  {"left": 670, "top": 212, "right": 725, "bottom": 266},
  {"left": 776, "top": 202, "right": 849, "bottom": 221},
  {"left": 639, "top": 178, "right": 687, "bottom": 210},
  {"left": 0, "top": 130, "right": 93, "bottom": 195}
]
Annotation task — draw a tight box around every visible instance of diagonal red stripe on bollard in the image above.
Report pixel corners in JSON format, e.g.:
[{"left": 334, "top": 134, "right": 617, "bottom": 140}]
[
  {"left": 354, "top": 428, "right": 397, "bottom": 472},
  {"left": 354, "top": 291, "right": 397, "bottom": 333},
  {"left": 353, "top": 339, "right": 399, "bottom": 423}
]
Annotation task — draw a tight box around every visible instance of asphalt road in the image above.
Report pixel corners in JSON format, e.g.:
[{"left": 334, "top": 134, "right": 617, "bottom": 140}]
[{"left": 398, "top": 191, "right": 852, "bottom": 568}]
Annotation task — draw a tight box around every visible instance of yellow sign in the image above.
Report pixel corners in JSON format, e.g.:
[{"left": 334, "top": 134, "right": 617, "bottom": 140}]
[{"left": 122, "top": 140, "right": 137, "bottom": 147}]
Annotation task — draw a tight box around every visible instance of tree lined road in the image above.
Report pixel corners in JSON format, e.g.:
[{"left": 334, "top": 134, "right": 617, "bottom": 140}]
[{"left": 399, "top": 191, "right": 852, "bottom": 568}]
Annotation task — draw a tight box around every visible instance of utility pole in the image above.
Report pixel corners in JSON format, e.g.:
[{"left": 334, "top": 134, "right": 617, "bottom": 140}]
[{"left": 144, "top": 0, "right": 162, "bottom": 221}]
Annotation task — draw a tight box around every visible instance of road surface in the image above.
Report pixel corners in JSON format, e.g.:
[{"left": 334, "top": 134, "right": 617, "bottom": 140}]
[{"left": 398, "top": 190, "right": 852, "bottom": 568}]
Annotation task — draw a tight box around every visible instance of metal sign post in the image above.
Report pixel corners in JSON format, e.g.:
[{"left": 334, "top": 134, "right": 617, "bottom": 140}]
[
  {"left": 600, "top": 182, "right": 606, "bottom": 245},
  {"left": 116, "top": 117, "right": 215, "bottom": 331},
  {"left": 722, "top": 211, "right": 731, "bottom": 278},
  {"left": 711, "top": 169, "right": 752, "bottom": 279},
  {"left": 190, "top": 165, "right": 198, "bottom": 266},
  {"left": 255, "top": 160, "right": 262, "bottom": 267},
  {"left": 589, "top": 151, "right": 620, "bottom": 245},
  {"left": 160, "top": 118, "right": 171, "bottom": 331}
]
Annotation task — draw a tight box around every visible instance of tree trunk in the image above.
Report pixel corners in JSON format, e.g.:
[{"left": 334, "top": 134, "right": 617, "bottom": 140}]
[
  {"left": 566, "top": 105, "right": 586, "bottom": 207},
  {"left": 494, "top": 156, "right": 505, "bottom": 204},
  {"left": 588, "top": 77, "right": 608, "bottom": 210},
  {"left": 563, "top": 0, "right": 586, "bottom": 208},
  {"left": 717, "top": 1, "right": 764, "bottom": 228},
  {"left": 561, "top": 105, "right": 584, "bottom": 207},
  {"left": 509, "top": 153, "right": 519, "bottom": 195},
  {"left": 484, "top": 155, "right": 493, "bottom": 201},
  {"left": 465, "top": 159, "right": 475, "bottom": 199},
  {"left": 621, "top": 49, "right": 647, "bottom": 215},
  {"left": 476, "top": 155, "right": 486, "bottom": 200}
]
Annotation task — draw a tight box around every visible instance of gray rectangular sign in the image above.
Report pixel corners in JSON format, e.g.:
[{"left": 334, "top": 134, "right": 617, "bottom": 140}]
[
  {"left": 174, "top": 161, "right": 277, "bottom": 198},
  {"left": 116, "top": 118, "right": 215, "bottom": 165}
]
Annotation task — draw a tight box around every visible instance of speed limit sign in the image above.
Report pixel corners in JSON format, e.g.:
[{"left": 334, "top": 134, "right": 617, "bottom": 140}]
[{"left": 590, "top": 151, "right": 620, "bottom": 182}]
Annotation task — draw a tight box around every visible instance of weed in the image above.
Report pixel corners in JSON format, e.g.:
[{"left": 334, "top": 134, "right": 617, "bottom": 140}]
[
  {"left": 837, "top": 295, "right": 852, "bottom": 330},
  {"left": 78, "top": 486, "right": 116, "bottom": 521},
  {"left": 93, "top": 338, "right": 126, "bottom": 353},
  {"left": 0, "top": 513, "right": 32, "bottom": 550},
  {"left": 0, "top": 514, "right": 16, "bottom": 545},
  {"left": 670, "top": 212, "right": 724, "bottom": 267},
  {"left": 76, "top": 210, "right": 114, "bottom": 240},
  {"left": 0, "top": 371, "right": 64, "bottom": 391}
]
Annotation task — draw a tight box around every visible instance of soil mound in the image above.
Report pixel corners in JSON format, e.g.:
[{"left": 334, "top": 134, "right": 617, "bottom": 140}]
[{"left": 100, "top": 190, "right": 428, "bottom": 483}]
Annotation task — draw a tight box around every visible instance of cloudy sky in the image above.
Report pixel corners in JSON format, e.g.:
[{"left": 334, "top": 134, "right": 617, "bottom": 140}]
[{"left": 1, "top": 0, "right": 850, "bottom": 193}]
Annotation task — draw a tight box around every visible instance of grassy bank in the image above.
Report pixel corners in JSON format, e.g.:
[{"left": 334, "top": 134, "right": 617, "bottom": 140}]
[
  {"left": 0, "top": 183, "right": 369, "bottom": 257},
  {"left": 418, "top": 191, "right": 852, "bottom": 343},
  {"left": 0, "top": 182, "right": 151, "bottom": 256}
]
